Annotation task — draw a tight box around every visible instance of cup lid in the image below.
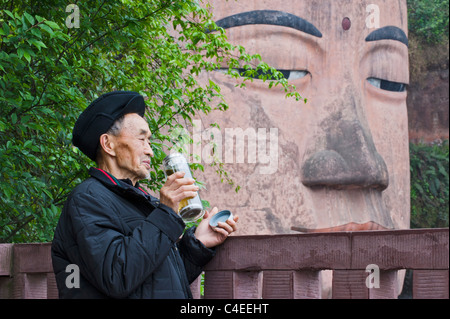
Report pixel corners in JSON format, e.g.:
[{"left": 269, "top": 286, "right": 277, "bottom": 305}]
[{"left": 209, "top": 210, "right": 233, "bottom": 227}]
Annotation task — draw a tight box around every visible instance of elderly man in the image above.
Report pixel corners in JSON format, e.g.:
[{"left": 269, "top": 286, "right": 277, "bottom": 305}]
[{"left": 51, "top": 91, "right": 238, "bottom": 299}]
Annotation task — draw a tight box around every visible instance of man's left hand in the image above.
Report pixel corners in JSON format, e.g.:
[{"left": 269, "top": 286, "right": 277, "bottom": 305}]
[{"left": 194, "top": 207, "right": 238, "bottom": 248}]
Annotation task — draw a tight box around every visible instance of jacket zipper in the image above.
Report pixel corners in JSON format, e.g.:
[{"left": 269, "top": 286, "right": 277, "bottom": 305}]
[{"left": 171, "top": 245, "right": 191, "bottom": 298}]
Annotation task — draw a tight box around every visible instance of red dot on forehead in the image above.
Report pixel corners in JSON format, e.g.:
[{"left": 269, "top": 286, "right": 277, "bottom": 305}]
[{"left": 342, "top": 17, "right": 351, "bottom": 30}]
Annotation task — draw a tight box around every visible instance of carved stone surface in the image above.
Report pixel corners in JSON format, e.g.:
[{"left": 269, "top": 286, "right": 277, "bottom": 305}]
[{"left": 196, "top": 0, "right": 410, "bottom": 235}]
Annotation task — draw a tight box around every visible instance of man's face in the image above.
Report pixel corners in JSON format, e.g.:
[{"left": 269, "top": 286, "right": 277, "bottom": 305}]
[
  {"left": 112, "top": 113, "right": 154, "bottom": 183},
  {"left": 197, "top": 0, "right": 410, "bottom": 234}
]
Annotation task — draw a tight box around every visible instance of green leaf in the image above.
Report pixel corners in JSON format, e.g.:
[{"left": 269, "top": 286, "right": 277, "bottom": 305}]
[
  {"left": 11, "top": 113, "right": 17, "bottom": 124},
  {"left": 39, "top": 24, "right": 53, "bottom": 35},
  {"left": 43, "top": 20, "right": 60, "bottom": 30},
  {"left": 42, "top": 188, "right": 53, "bottom": 199},
  {"left": 413, "top": 182, "right": 424, "bottom": 195},
  {"left": 24, "top": 12, "right": 35, "bottom": 25},
  {"left": 2, "top": 21, "right": 10, "bottom": 35},
  {"left": 23, "top": 51, "right": 31, "bottom": 63},
  {"left": 17, "top": 47, "right": 24, "bottom": 58},
  {"left": 0, "top": 120, "right": 6, "bottom": 131},
  {"left": 28, "top": 39, "right": 47, "bottom": 51},
  {"left": 24, "top": 140, "right": 33, "bottom": 148},
  {"left": 4, "top": 10, "right": 15, "bottom": 20}
]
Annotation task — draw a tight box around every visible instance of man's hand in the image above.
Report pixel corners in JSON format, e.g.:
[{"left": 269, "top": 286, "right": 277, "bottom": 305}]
[
  {"left": 160, "top": 171, "right": 199, "bottom": 213},
  {"left": 195, "top": 207, "right": 239, "bottom": 248}
]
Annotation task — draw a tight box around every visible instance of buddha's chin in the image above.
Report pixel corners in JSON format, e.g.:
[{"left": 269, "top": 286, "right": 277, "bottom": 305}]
[
  {"left": 292, "top": 187, "right": 396, "bottom": 233},
  {"left": 291, "top": 220, "right": 390, "bottom": 233}
]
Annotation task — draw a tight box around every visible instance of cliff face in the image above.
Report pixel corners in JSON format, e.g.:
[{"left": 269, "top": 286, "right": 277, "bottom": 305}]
[{"left": 407, "top": 36, "right": 449, "bottom": 143}]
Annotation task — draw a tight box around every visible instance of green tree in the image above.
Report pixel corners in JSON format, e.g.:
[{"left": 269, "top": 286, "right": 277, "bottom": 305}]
[
  {"left": 407, "top": 0, "right": 449, "bottom": 43},
  {"left": 0, "top": 0, "right": 303, "bottom": 243},
  {"left": 410, "top": 141, "right": 449, "bottom": 228}
]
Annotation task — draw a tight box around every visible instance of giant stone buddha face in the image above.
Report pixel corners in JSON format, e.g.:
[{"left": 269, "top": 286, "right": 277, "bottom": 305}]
[{"left": 196, "top": 0, "right": 410, "bottom": 234}]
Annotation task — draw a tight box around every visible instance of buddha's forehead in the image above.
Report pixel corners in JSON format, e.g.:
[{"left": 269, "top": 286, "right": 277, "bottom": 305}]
[{"left": 209, "top": 0, "right": 408, "bottom": 44}]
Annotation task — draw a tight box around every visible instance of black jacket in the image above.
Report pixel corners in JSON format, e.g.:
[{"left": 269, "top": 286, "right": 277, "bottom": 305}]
[{"left": 51, "top": 167, "right": 215, "bottom": 299}]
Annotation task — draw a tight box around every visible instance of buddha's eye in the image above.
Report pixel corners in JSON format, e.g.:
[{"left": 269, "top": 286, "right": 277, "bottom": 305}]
[
  {"left": 216, "top": 68, "right": 309, "bottom": 81},
  {"left": 286, "top": 70, "right": 309, "bottom": 80},
  {"left": 367, "top": 77, "right": 407, "bottom": 92}
]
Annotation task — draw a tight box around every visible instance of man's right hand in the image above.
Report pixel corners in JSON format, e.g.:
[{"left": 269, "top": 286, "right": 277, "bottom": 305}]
[{"left": 159, "top": 171, "right": 199, "bottom": 214}]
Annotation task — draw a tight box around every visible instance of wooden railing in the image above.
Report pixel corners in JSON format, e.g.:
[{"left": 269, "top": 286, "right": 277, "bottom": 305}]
[
  {"left": 0, "top": 242, "right": 56, "bottom": 299},
  {"left": 194, "top": 228, "right": 449, "bottom": 299},
  {"left": 0, "top": 228, "right": 448, "bottom": 299}
]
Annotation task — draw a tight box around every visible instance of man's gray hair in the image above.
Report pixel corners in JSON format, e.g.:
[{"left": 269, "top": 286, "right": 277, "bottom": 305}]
[{"left": 95, "top": 115, "right": 126, "bottom": 163}]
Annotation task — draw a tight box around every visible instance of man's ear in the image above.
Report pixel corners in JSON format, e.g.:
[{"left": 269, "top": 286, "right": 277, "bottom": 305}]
[{"left": 99, "top": 133, "right": 117, "bottom": 157}]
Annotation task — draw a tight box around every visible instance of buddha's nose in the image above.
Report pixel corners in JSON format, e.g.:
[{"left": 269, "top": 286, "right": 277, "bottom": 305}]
[{"left": 301, "top": 116, "right": 389, "bottom": 190}]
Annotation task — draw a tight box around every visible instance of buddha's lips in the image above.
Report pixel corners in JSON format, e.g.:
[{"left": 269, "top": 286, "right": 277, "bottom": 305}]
[{"left": 291, "top": 221, "right": 390, "bottom": 233}]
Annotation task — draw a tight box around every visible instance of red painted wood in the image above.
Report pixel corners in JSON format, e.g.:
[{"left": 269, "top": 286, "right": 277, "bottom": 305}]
[
  {"left": 0, "top": 229, "right": 447, "bottom": 299},
  {"left": 413, "top": 270, "right": 449, "bottom": 299},
  {"left": 332, "top": 270, "right": 368, "bottom": 299}
]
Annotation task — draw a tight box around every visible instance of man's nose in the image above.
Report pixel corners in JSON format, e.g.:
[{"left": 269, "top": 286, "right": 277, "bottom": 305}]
[
  {"left": 145, "top": 141, "right": 154, "bottom": 157},
  {"left": 301, "top": 112, "right": 389, "bottom": 191}
]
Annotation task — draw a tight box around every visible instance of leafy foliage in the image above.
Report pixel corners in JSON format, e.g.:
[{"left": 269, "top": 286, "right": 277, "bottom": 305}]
[
  {"left": 0, "top": 1, "right": 302, "bottom": 243},
  {"left": 407, "top": 0, "right": 449, "bottom": 43},
  {"left": 5, "top": 0, "right": 445, "bottom": 243},
  {"left": 410, "top": 140, "right": 449, "bottom": 228}
]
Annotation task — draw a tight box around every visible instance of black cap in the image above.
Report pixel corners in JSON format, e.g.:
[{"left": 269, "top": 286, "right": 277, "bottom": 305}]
[{"left": 72, "top": 91, "right": 146, "bottom": 161}]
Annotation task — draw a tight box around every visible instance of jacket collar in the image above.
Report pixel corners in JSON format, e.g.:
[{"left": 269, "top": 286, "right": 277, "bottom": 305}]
[
  {"left": 88, "top": 167, "right": 161, "bottom": 217},
  {"left": 89, "top": 167, "right": 149, "bottom": 196}
]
